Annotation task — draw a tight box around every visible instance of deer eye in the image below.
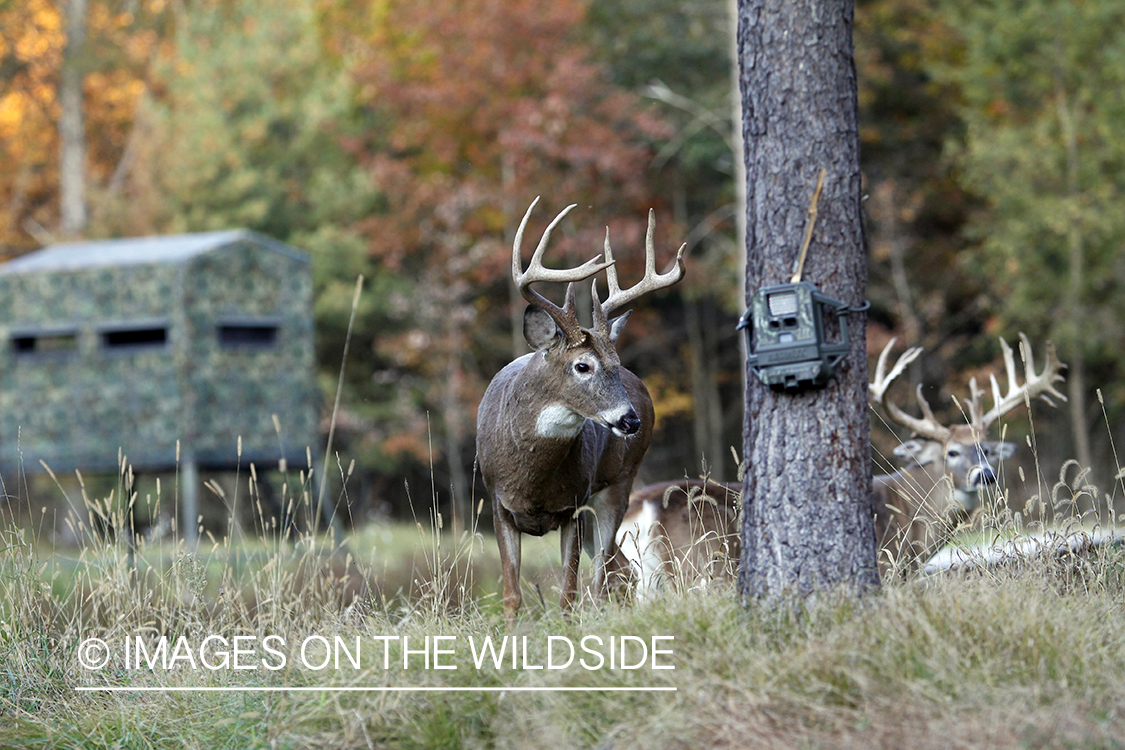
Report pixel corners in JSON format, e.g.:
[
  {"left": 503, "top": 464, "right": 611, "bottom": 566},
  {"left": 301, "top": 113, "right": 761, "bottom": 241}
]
[
  {"left": 947, "top": 448, "right": 961, "bottom": 459},
  {"left": 574, "top": 362, "right": 591, "bottom": 374}
]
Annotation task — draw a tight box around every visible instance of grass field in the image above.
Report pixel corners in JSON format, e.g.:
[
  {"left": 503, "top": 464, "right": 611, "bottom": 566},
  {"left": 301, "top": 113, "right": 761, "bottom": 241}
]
[{"left": 2, "top": 476, "right": 1125, "bottom": 750}]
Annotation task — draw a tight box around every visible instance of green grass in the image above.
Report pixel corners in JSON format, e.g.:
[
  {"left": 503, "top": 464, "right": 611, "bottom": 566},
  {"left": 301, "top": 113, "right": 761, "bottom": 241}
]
[{"left": 3, "top": 499, "right": 1125, "bottom": 750}]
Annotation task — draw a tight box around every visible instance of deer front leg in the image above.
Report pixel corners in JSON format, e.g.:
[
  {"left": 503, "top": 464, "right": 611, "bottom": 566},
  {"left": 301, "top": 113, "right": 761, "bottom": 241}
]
[
  {"left": 559, "top": 515, "right": 581, "bottom": 611},
  {"left": 586, "top": 485, "right": 630, "bottom": 600},
  {"left": 492, "top": 495, "right": 523, "bottom": 627}
]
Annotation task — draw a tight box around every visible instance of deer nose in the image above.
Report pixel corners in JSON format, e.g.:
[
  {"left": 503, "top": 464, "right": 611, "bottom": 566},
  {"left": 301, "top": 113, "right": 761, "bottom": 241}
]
[
  {"left": 617, "top": 410, "right": 641, "bottom": 435},
  {"left": 967, "top": 465, "right": 997, "bottom": 487}
]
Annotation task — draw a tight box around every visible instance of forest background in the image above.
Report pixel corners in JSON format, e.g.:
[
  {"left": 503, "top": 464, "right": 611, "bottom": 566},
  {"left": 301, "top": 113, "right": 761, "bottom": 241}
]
[{"left": 2, "top": 0, "right": 1124, "bottom": 529}]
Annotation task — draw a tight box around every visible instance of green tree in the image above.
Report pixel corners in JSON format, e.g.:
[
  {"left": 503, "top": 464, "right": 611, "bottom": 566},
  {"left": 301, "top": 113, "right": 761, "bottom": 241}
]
[
  {"left": 97, "top": 0, "right": 419, "bottom": 496},
  {"left": 937, "top": 0, "right": 1125, "bottom": 473}
]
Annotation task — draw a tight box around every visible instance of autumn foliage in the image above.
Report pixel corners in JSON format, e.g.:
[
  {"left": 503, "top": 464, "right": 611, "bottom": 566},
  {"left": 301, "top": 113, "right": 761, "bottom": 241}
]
[{"left": 2, "top": 0, "right": 1124, "bottom": 516}]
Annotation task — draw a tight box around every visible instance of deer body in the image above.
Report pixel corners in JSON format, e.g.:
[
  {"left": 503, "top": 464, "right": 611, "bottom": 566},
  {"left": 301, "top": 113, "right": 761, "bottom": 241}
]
[
  {"left": 869, "top": 335, "right": 1065, "bottom": 577},
  {"left": 477, "top": 198, "right": 684, "bottom": 624},
  {"left": 614, "top": 479, "right": 741, "bottom": 601},
  {"left": 478, "top": 354, "right": 653, "bottom": 532}
]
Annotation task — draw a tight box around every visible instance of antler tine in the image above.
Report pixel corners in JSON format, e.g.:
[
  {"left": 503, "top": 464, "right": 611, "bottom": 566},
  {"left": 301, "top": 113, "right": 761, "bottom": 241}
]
[
  {"left": 911, "top": 384, "right": 952, "bottom": 439},
  {"left": 869, "top": 339, "right": 950, "bottom": 441},
  {"left": 513, "top": 197, "right": 615, "bottom": 335},
  {"left": 593, "top": 208, "right": 686, "bottom": 320},
  {"left": 868, "top": 338, "right": 922, "bottom": 405},
  {"left": 980, "top": 333, "right": 1068, "bottom": 429},
  {"left": 960, "top": 376, "right": 988, "bottom": 434}
]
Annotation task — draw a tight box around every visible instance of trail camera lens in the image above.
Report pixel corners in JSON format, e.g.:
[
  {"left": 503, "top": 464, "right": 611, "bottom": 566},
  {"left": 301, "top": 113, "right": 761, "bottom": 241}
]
[{"left": 767, "top": 291, "right": 798, "bottom": 317}]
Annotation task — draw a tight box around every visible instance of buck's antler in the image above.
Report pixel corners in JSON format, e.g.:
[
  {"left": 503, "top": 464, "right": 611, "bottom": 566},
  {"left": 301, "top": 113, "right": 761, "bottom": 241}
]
[
  {"left": 871, "top": 334, "right": 1067, "bottom": 441},
  {"left": 591, "top": 209, "right": 686, "bottom": 333},
  {"left": 966, "top": 333, "right": 1067, "bottom": 432},
  {"left": 869, "top": 338, "right": 950, "bottom": 441},
  {"left": 513, "top": 197, "right": 615, "bottom": 341}
]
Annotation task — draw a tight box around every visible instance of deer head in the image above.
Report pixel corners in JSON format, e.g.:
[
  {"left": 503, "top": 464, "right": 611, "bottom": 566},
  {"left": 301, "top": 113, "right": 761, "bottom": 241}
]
[
  {"left": 869, "top": 334, "right": 1067, "bottom": 575},
  {"left": 871, "top": 334, "right": 1066, "bottom": 498},
  {"left": 512, "top": 197, "right": 685, "bottom": 438}
]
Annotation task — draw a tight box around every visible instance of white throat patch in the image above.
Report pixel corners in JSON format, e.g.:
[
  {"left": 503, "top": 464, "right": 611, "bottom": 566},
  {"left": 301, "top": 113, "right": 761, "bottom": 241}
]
[
  {"left": 535, "top": 404, "right": 585, "bottom": 438},
  {"left": 952, "top": 488, "right": 980, "bottom": 513}
]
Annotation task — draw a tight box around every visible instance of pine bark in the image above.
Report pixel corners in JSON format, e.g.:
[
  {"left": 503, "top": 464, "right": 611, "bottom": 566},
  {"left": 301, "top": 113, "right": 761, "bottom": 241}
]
[{"left": 735, "top": 0, "right": 879, "bottom": 599}]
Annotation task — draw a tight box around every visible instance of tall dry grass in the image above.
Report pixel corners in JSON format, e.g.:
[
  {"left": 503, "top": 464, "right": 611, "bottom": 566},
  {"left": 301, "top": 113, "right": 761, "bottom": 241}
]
[
  {"left": 3, "top": 398, "right": 1125, "bottom": 750},
  {"left": 2, "top": 452, "right": 1124, "bottom": 749}
]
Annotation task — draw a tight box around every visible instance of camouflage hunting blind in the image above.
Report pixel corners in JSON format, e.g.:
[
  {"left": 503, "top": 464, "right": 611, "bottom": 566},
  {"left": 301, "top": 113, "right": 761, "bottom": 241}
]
[{"left": 0, "top": 230, "right": 319, "bottom": 538}]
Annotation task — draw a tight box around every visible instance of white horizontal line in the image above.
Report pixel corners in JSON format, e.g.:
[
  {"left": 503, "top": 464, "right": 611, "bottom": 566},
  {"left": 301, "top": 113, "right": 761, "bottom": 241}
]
[{"left": 76, "top": 685, "right": 677, "bottom": 693}]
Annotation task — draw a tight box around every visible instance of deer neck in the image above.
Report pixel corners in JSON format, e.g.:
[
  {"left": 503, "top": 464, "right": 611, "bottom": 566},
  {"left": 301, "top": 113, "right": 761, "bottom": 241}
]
[
  {"left": 509, "top": 353, "right": 592, "bottom": 446},
  {"left": 534, "top": 403, "right": 586, "bottom": 439},
  {"left": 483, "top": 354, "right": 603, "bottom": 499}
]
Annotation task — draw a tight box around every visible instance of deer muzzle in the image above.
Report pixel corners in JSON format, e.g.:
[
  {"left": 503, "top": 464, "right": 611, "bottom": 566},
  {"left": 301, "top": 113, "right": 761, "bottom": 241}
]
[
  {"left": 617, "top": 410, "right": 642, "bottom": 436},
  {"left": 966, "top": 464, "right": 998, "bottom": 488},
  {"left": 600, "top": 405, "right": 641, "bottom": 437}
]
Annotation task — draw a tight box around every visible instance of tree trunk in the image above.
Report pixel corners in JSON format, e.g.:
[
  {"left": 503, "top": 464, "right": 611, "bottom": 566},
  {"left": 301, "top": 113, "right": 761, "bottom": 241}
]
[
  {"left": 736, "top": 0, "right": 879, "bottom": 599},
  {"left": 59, "top": 0, "right": 89, "bottom": 238},
  {"left": 686, "top": 295, "right": 727, "bottom": 481},
  {"left": 442, "top": 322, "right": 469, "bottom": 537},
  {"left": 1055, "top": 83, "right": 1093, "bottom": 475}
]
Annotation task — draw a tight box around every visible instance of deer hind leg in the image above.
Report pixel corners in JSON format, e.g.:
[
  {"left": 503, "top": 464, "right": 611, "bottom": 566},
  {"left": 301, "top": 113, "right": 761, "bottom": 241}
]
[{"left": 492, "top": 495, "right": 523, "bottom": 627}]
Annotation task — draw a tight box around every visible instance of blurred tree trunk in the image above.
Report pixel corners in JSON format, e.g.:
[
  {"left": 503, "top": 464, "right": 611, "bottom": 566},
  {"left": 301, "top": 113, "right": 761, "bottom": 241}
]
[
  {"left": 676, "top": 177, "right": 727, "bottom": 481},
  {"left": 727, "top": 0, "right": 748, "bottom": 303},
  {"left": 1055, "top": 83, "right": 1092, "bottom": 473},
  {"left": 736, "top": 0, "right": 879, "bottom": 599},
  {"left": 685, "top": 295, "right": 726, "bottom": 481},
  {"left": 59, "top": 0, "right": 88, "bottom": 237},
  {"left": 443, "top": 325, "right": 469, "bottom": 537}
]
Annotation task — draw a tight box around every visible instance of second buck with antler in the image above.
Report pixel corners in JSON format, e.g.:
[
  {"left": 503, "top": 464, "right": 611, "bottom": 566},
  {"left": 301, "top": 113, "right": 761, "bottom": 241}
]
[
  {"left": 477, "top": 198, "right": 685, "bottom": 624},
  {"left": 869, "top": 334, "right": 1066, "bottom": 576}
]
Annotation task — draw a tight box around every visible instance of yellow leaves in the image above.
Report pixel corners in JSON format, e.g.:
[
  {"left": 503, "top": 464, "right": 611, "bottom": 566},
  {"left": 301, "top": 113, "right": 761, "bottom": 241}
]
[
  {"left": 0, "top": 92, "right": 30, "bottom": 141},
  {"left": 0, "top": 88, "right": 55, "bottom": 161},
  {"left": 10, "top": 1, "right": 64, "bottom": 65},
  {"left": 645, "top": 372, "right": 694, "bottom": 430},
  {"left": 0, "top": 0, "right": 167, "bottom": 244}
]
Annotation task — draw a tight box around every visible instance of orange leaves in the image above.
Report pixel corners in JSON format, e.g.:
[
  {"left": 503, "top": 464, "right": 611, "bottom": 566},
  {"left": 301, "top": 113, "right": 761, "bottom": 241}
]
[{"left": 0, "top": 0, "right": 167, "bottom": 247}]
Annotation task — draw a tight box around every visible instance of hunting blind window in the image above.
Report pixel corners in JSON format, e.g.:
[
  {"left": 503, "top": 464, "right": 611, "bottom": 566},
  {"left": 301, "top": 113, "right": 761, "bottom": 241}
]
[
  {"left": 217, "top": 320, "right": 280, "bottom": 349},
  {"left": 10, "top": 330, "right": 79, "bottom": 357},
  {"left": 100, "top": 324, "right": 169, "bottom": 350}
]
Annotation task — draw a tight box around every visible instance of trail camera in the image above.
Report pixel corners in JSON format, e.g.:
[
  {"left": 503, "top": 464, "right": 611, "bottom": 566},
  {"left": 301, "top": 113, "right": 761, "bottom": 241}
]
[{"left": 738, "top": 281, "right": 852, "bottom": 391}]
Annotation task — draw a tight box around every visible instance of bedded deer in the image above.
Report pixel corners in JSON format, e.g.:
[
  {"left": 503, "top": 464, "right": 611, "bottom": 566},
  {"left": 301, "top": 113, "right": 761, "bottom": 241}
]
[
  {"left": 476, "top": 198, "right": 685, "bottom": 625},
  {"left": 614, "top": 479, "right": 741, "bottom": 601},
  {"left": 869, "top": 334, "right": 1066, "bottom": 576}
]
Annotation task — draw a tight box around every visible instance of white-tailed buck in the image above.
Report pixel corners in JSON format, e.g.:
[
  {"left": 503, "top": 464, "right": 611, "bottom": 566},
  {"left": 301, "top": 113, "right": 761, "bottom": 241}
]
[
  {"left": 476, "top": 198, "right": 685, "bottom": 624},
  {"left": 869, "top": 334, "right": 1066, "bottom": 576},
  {"left": 614, "top": 479, "right": 741, "bottom": 601}
]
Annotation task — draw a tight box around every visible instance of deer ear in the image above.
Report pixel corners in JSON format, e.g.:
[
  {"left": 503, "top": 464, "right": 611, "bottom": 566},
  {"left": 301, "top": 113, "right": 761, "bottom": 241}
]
[
  {"left": 992, "top": 441, "right": 1016, "bottom": 460},
  {"left": 524, "top": 305, "right": 561, "bottom": 351},
  {"left": 893, "top": 439, "right": 932, "bottom": 465},
  {"left": 608, "top": 310, "right": 631, "bottom": 343}
]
